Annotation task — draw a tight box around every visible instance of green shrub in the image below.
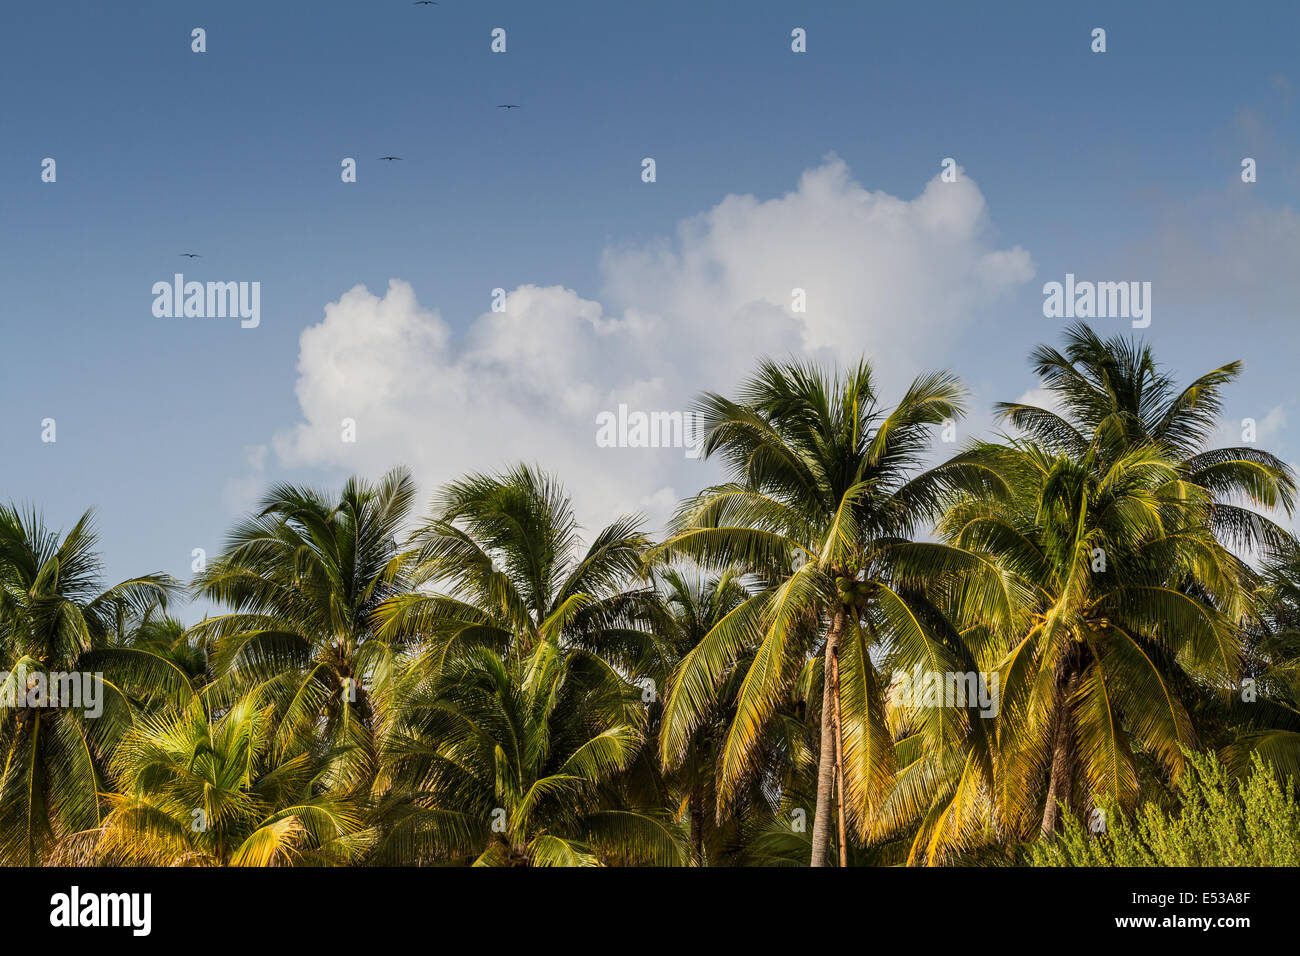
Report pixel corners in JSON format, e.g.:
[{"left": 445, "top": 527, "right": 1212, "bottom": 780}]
[{"left": 1027, "top": 750, "right": 1300, "bottom": 866}]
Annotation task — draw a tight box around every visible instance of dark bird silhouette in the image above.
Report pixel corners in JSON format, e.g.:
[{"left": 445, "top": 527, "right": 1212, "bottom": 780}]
[
  {"left": 497, "top": 104, "right": 520, "bottom": 109},
  {"left": 179, "top": 253, "right": 201, "bottom": 258},
  {"left": 414, "top": 1, "right": 437, "bottom": 4},
  {"left": 376, "top": 156, "right": 404, "bottom": 161}
]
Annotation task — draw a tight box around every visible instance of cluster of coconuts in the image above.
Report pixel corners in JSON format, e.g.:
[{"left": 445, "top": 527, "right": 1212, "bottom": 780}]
[{"left": 836, "top": 573, "right": 870, "bottom": 610}]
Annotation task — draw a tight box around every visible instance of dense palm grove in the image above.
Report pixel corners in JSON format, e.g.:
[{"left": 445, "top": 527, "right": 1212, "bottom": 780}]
[{"left": 4, "top": 323, "right": 1299, "bottom": 866}]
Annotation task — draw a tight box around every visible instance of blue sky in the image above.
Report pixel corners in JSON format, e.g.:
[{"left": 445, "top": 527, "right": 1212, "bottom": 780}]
[{"left": 2, "top": 0, "right": 1298, "bottom": 621}]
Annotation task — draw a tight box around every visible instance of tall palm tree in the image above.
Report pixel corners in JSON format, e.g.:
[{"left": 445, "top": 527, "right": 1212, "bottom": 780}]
[
  {"left": 374, "top": 638, "right": 684, "bottom": 866},
  {"left": 652, "top": 358, "right": 983, "bottom": 866},
  {"left": 191, "top": 468, "right": 418, "bottom": 792},
  {"left": 938, "top": 440, "right": 1250, "bottom": 840},
  {"left": 985, "top": 324, "right": 1296, "bottom": 834},
  {"left": 370, "top": 466, "right": 676, "bottom": 864},
  {"left": 996, "top": 322, "right": 1295, "bottom": 552},
  {"left": 57, "top": 694, "right": 369, "bottom": 866},
  {"left": 0, "top": 506, "right": 178, "bottom": 864}
]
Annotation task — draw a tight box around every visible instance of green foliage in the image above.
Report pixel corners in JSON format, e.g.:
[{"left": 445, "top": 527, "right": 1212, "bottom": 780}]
[
  {"left": 3, "top": 326, "right": 1300, "bottom": 866},
  {"left": 1027, "top": 750, "right": 1300, "bottom": 867}
]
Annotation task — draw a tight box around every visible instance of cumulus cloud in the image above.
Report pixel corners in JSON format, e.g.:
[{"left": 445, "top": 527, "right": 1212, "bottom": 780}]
[
  {"left": 266, "top": 157, "right": 1034, "bottom": 537},
  {"left": 600, "top": 156, "right": 1033, "bottom": 391},
  {"left": 270, "top": 280, "right": 677, "bottom": 533}
]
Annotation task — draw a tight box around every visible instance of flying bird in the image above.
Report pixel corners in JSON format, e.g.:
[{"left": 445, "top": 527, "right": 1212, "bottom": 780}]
[
  {"left": 179, "top": 253, "right": 201, "bottom": 258},
  {"left": 414, "top": 1, "right": 437, "bottom": 4},
  {"left": 376, "top": 156, "right": 404, "bottom": 161},
  {"left": 497, "top": 104, "right": 520, "bottom": 109}
]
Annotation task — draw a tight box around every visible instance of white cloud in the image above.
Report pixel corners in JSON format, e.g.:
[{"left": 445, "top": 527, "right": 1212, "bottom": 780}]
[
  {"left": 270, "top": 280, "right": 682, "bottom": 534},
  {"left": 268, "top": 157, "right": 1034, "bottom": 537},
  {"left": 599, "top": 155, "right": 1034, "bottom": 391}
]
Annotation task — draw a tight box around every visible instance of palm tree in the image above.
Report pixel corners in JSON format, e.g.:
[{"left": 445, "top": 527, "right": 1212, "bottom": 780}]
[
  {"left": 652, "top": 358, "right": 983, "bottom": 866},
  {"left": 376, "top": 464, "right": 658, "bottom": 674},
  {"left": 369, "top": 465, "right": 678, "bottom": 865},
  {"left": 650, "top": 566, "right": 791, "bottom": 865},
  {"left": 57, "top": 694, "right": 368, "bottom": 865},
  {"left": 983, "top": 324, "right": 1296, "bottom": 836},
  {"left": 374, "top": 638, "right": 685, "bottom": 865},
  {"left": 937, "top": 440, "right": 1250, "bottom": 840},
  {"left": 1249, "top": 541, "right": 1300, "bottom": 706},
  {"left": 1220, "top": 538, "right": 1300, "bottom": 779},
  {"left": 191, "top": 468, "right": 418, "bottom": 792},
  {"left": 120, "top": 606, "right": 209, "bottom": 688},
  {"left": 0, "top": 506, "right": 178, "bottom": 864},
  {"left": 996, "top": 322, "right": 1295, "bottom": 553}
]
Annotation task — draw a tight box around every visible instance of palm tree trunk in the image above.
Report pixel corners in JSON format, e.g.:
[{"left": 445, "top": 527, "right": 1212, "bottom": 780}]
[
  {"left": 831, "top": 643, "right": 848, "bottom": 867},
  {"left": 689, "top": 786, "right": 704, "bottom": 866},
  {"left": 811, "top": 606, "right": 847, "bottom": 867},
  {"left": 1041, "top": 670, "right": 1079, "bottom": 838}
]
